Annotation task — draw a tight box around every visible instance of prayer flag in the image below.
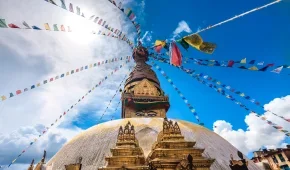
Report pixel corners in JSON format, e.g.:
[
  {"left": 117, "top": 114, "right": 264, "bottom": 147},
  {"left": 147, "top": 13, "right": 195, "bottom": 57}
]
[
  {"left": 61, "top": 25, "right": 66, "bottom": 31},
  {"left": 199, "top": 42, "right": 216, "bottom": 54},
  {"left": 44, "top": 23, "right": 51, "bottom": 30},
  {"left": 249, "top": 60, "right": 255, "bottom": 64},
  {"left": 183, "top": 34, "right": 203, "bottom": 49},
  {"left": 98, "top": 19, "right": 103, "bottom": 25},
  {"left": 60, "top": 0, "right": 66, "bottom": 9},
  {"left": 177, "top": 38, "right": 189, "bottom": 50},
  {"left": 0, "top": 19, "right": 8, "bottom": 28},
  {"left": 129, "top": 13, "right": 136, "bottom": 21},
  {"left": 257, "top": 61, "right": 264, "bottom": 65},
  {"left": 22, "top": 21, "right": 31, "bottom": 29},
  {"left": 259, "top": 66, "right": 269, "bottom": 71},
  {"left": 53, "top": 24, "right": 59, "bottom": 31},
  {"left": 271, "top": 66, "right": 283, "bottom": 74},
  {"left": 227, "top": 60, "right": 235, "bottom": 67},
  {"left": 1, "top": 96, "right": 7, "bottom": 101},
  {"left": 48, "top": 0, "right": 57, "bottom": 5},
  {"left": 267, "top": 63, "right": 274, "bottom": 67},
  {"left": 102, "top": 21, "right": 106, "bottom": 26},
  {"left": 248, "top": 66, "right": 258, "bottom": 71},
  {"left": 169, "top": 42, "right": 182, "bottom": 66},
  {"left": 69, "top": 3, "right": 74, "bottom": 12},
  {"left": 239, "top": 66, "right": 247, "bottom": 69},
  {"left": 94, "top": 17, "right": 99, "bottom": 23},
  {"left": 16, "top": 90, "right": 21, "bottom": 95},
  {"left": 10, "top": 93, "right": 14, "bottom": 98},
  {"left": 8, "top": 23, "right": 20, "bottom": 28},
  {"left": 240, "top": 58, "right": 246, "bottom": 64},
  {"left": 76, "top": 6, "right": 80, "bottom": 15},
  {"left": 32, "top": 26, "right": 41, "bottom": 30},
  {"left": 89, "top": 15, "right": 95, "bottom": 20}
]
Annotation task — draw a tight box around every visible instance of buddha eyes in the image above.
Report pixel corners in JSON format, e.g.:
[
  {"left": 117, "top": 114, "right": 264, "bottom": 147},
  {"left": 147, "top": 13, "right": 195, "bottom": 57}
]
[{"left": 136, "top": 111, "right": 157, "bottom": 117}]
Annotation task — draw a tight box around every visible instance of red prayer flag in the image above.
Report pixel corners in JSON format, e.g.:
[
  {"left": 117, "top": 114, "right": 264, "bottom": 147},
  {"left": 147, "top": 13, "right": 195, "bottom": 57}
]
[
  {"left": 227, "top": 60, "right": 235, "bottom": 67},
  {"left": 155, "top": 45, "right": 163, "bottom": 53},
  {"left": 170, "top": 42, "right": 182, "bottom": 66},
  {"left": 267, "top": 63, "right": 274, "bottom": 67},
  {"left": 16, "top": 90, "right": 21, "bottom": 95},
  {"left": 8, "top": 24, "right": 20, "bottom": 28}
]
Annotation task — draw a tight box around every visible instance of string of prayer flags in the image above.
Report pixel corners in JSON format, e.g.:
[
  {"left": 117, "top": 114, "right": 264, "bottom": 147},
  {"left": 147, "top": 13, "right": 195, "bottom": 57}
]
[
  {"left": 41, "top": 0, "right": 134, "bottom": 46},
  {"left": 0, "top": 18, "right": 132, "bottom": 47},
  {"left": 182, "top": 34, "right": 216, "bottom": 54},
  {"left": 190, "top": 58, "right": 288, "bottom": 74},
  {"left": 106, "top": 0, "right": 142, "bottom": 38},
  {"left": 150, "top": 61, "right": 204, "bottom": 126},
  {"left": 6, "top": 61, "right": 131, "bottom": 168},
  {"left": 169, "top": 42, "right": 182, "bottom": 66},
  {"left": 151, "top": 56, "right": 289, "bottom": 137},
  {"left": 179, "top": 0, "right": 281, "bottom": 40},
  {"left": 0, "top": 56, "right": 131, "bottom": 103},
  {"left": 151, "top": 55, "right": 290, "bottom": 123},
  {"left": 98, "top": 70, "right": 132, "bottom": 122}
]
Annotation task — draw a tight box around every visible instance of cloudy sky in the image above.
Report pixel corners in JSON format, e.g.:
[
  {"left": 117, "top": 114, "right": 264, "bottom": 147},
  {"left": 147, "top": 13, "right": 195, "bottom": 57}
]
[{"left": 0, "top": 0, "right": 290, "bottom": 169}]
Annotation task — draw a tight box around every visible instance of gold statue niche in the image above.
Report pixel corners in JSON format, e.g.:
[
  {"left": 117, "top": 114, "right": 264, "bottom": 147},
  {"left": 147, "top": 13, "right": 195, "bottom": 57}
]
[
  {"left": 98, "top": 121, "right": 148, "bottom": 170},
  {"left": 147, "top": 118, "right": 215, "bottom": 170}
]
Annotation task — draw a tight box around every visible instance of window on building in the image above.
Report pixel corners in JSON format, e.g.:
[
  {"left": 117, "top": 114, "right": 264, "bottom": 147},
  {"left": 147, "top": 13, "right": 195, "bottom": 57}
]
[
  {"left": 278, "top": 154, "right": 286, "bottom": 162},
  {"left": 280, "top": 165, "right": 290, "bottom": 170},
  {"left": 272, "top": 156, "right": 278, "bottom": 163}
]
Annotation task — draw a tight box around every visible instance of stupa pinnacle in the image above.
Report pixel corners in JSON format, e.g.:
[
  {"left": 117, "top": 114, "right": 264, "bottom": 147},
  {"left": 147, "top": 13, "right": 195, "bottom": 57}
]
[{"left": 39, "top": 46, "right": 258, "bottom": 170}]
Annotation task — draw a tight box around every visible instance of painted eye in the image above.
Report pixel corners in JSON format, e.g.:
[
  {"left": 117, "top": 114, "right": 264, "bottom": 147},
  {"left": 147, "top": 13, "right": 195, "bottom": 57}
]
[
  {"left": 136, "top": 112, "right": 145, "bottom": 116},
  {"left": 147, "top": 111, "right": 157, "bottom": 117}
]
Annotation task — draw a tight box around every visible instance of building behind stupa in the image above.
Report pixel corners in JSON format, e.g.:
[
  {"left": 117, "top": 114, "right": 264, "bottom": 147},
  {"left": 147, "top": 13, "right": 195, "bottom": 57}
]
[{"left": 28, "top": 46, "right": 261, "bottom": 170}]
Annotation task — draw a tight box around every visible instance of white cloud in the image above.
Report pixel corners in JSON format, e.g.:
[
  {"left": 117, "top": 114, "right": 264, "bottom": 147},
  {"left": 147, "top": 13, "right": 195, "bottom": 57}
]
[
  {"left": 0, "top": 0, "right": 135, "bottom": 167},
  {"left": 172, "top": 20, "right": 192, "bottom": 39},
  {"left": 213, "top": 95, "right": 290, "bottom": 155}
]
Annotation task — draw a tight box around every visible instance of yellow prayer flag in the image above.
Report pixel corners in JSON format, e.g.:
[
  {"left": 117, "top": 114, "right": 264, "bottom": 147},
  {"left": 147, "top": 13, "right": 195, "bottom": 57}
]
[
  {"left": 89, "top": 64, "right": 92, "bottom": 68},
  {"left": 248, "top": 66, "right": 258, "bottom": 71},
  {"left": 240, "top": 93, "right": 245, "bottom": 97},
  {"left": 66, "top": 72, "right": 70, "bottom": 75},
  {"left": 183, "top": 34, "right": 203, "bottom": 49},
  {"left": 154, "top": 40, "right": 166, "bottom": 47},
  {"left": 240, "top": 58, "right": 247, "bottom": 64},
  {"left": 44, "top": 23, "right": 51, "bottom": 31},
  {"left": 37, "top": 83, "right": 41, "bottom": 87},
  {"left": 1, "top": 95, "right": 7, "bottom": 101}
]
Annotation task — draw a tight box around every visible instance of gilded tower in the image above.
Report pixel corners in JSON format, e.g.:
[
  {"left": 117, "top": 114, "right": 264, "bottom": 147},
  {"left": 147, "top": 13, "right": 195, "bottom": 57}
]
[{"left": 121, "top": 46, "right": 170, "bottom": 118}]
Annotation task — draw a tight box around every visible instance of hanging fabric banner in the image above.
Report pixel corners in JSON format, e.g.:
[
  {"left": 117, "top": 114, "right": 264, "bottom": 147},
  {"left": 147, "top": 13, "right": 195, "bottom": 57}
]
[
  {"left": 151, "top": 55, "right": 290, "bottom": 123},
  {"left": 5, "top": 60, "right": 131, "bottom": 169},
  {"left": 41, "top": 0, "right": 134, "bottom": 46},
  {"left": 150, "top": 61, "right": 204, "bottom": 126},
  {"left": 151, "top": 56, "right": 290, "bottom": 137},
  {"left": 0, "top": 56, "right": 132, "bottom": 103}
]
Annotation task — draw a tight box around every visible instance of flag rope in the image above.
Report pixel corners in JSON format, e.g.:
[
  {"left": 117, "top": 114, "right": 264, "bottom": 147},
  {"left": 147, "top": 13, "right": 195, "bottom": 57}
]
[
  {"left": 104, "top": 0, "right": 142, "bottom": 39},
  {"left": 152, "top": 55, "right": 290, "bottom": 124},
  {"left": 151, "top": 57, "right": 290, "bottom": 137},
  {"left": 179, "top": 0, "right": 282, "bottom": 41},
  {"left": 0, "top": 56, "right": 132, "bottom": 103},
  {"left": 42, "top": 0, "right": 134, "bottom": 46},
  {"left": 150, "top": 60, "right": 205, "bottom": 126},
  {"left": 97, "top": 68, "right": 132, "bottom": 123},
  {"left": 0, "top": 18, "right": 133, "bottom": 48},
  {"left": 5, "top": 60, "right": 131, "bottom": 169}
]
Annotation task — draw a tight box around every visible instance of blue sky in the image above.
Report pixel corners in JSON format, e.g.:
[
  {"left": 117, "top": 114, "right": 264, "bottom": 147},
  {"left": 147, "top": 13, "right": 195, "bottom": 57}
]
[
  {"left": 70, "top": 0, "right": 290, "bottom": 149},
  {"left": 74, "top": 0, "right": 290, "bottom": 154}
]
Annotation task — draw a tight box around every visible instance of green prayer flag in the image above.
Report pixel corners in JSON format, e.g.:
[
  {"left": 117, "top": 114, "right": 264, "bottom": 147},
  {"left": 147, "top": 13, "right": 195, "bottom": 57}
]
[
  {"left": 177, "top": 38, "right": 189, "bottom": 50},
  {"left": 0, "top": 19, "right": 8, "bottom": 28}
]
